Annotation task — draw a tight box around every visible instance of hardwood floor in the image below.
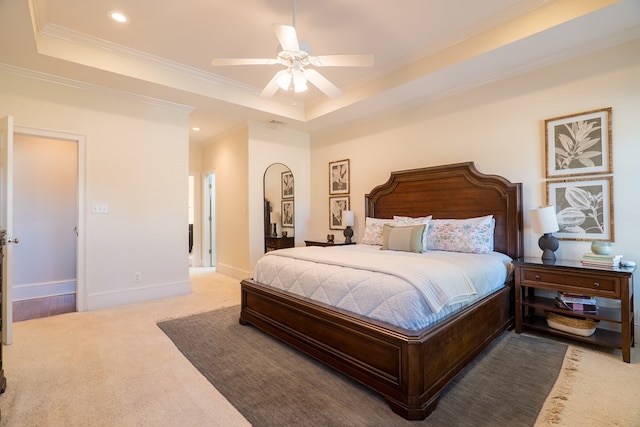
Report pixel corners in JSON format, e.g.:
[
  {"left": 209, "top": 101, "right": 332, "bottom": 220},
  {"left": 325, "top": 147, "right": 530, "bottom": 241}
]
[{"left": 13, "top": 294, "right": 76, "bottom": 322}]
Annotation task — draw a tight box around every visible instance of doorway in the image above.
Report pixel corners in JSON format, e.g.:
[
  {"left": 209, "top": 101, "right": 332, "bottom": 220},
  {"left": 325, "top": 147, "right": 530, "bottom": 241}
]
[{"left": 12, "top": 129, "right": 82, "bottom": 321}]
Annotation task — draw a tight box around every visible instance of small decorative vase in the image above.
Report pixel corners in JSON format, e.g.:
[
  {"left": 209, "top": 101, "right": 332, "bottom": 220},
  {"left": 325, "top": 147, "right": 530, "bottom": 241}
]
[{"left": 591, "top": 241, "right": 613, "bottom": 255}]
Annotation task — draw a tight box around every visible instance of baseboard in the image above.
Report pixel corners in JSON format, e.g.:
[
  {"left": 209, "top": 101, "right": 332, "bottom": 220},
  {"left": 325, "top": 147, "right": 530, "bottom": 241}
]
[
  {"left": 13, "top": 280, "right": 76, "bottom": 301},
  {"left": 86, "top": 280, "right": 191, "bottom": 311},
  {"left": 215, "top": 263, "right": 252, "bottom": 281}
]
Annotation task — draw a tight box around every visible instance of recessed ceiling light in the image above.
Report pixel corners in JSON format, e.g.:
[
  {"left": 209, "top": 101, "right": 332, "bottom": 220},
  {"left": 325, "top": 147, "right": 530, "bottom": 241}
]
[
  {"left": 192, "top": 127, "right": 201, "bottom": 131},
  {"left": 110, "top": 11, "right": 129, "bottom": 24}
]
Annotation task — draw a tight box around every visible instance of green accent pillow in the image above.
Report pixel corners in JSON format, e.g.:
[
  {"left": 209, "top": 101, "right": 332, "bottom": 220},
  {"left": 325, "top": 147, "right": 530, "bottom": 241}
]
[{"left": 381, "top": 224, "right": 426, "bottom": 253}]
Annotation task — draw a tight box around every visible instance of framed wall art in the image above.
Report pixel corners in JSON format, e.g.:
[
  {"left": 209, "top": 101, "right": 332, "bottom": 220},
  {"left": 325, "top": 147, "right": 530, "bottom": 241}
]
[
  {"left": 547, "top": 176, "right": 614, "bottom": 241},
  {"left": 545, "top": 107, "right": 612, "bottom": 178},
  {"left": 281, "top": 200, "right": 294, "bottom": 227},
  {"left": 281, "top": 171, "right": 293, "bottom": 198},
  {"left": 329, "top": 196, "right": 350, "bottom": 230},
  {"left": 329, "top": 159, "right": 350, "bottom": 195}
]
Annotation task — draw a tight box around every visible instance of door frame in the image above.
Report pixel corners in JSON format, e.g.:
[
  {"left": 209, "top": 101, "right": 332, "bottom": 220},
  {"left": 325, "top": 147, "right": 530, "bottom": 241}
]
[
  {"left": 14, "top": 125, "right": 86, "bottom": 311},
  {"left": 203, "top": 171, "right": 216, "bottom": 267}
]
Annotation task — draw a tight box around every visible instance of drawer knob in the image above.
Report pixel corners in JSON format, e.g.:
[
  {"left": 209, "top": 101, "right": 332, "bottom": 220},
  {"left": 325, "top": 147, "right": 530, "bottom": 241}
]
[
  {"left": 593, "top": 282, "right": 600, "bottom": 288},
  {"left": 534, "top": 274, "right": 541, "bottom": 280}
]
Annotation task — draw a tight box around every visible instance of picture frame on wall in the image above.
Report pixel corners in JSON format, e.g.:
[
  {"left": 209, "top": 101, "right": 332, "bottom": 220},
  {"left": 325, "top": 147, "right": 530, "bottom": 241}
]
[
  {"left": 547, "top": 176, "right": 614, "bottom": 241},
  {"left": 281, "top": 171, "right": 293, "bottom": 198},
  {"left": 545, "top": 107, "right": 612, "bottom": 178},
  {"left": 329, "top": 159, "right": 350, "bottom": 195},
  {"left": 281, "top": 200, "right": 294, "bottom": 227},
  {"left": 329, "top": 196, "right": 350, "bottom": 230}
]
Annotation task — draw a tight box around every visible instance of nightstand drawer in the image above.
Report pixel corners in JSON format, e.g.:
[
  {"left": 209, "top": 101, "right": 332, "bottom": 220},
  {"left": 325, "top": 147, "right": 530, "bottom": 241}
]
[{"left": 520, "top": 267, "right": 620, "bottom": 296}]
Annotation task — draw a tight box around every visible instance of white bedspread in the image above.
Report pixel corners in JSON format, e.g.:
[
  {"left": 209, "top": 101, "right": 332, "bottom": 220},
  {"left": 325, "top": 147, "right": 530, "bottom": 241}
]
[
  {"left": 254, "top": 244, "right": 513, "bottom": 331},
  {"left": 265, "top": 246, "right": 477, "bottom": 313}
]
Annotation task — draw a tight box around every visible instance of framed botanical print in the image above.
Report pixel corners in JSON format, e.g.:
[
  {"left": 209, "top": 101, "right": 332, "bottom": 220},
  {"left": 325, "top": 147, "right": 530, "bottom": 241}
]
[
  {"left": 329, "top": 196, "right": 350, "bottom": 230},
  {"left": 281, "top": 171, "right": 293, "bottom": 198},
  {"left": 329, "top": 159, "right": 350, "bottom": 195},
  {"left": 545, "top": 107, "right": 612, "bottom": 178},
  {"left": 547, "top": 176, "right": 614, "bottom": 241},
  {"left": 281, "top": 200, "right": 294, "bottom": 227}
]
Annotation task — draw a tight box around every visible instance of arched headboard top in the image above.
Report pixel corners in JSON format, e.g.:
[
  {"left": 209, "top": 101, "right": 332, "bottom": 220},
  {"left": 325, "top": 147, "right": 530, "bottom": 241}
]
[{"left": 365, "top": 162, "right": 523, "bottom": 259}]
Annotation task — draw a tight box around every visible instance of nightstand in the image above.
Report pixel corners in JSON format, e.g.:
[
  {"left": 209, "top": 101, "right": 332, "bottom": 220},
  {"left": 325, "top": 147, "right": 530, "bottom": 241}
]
[
  {"left": 265, "top": 236, "right": 294, "bottom": 252},
  {"left": 304, "top": 240, "right": 355, "bottom": 247},
  {"left": 513, "top": 257, "right": 635, "bottom": 363}
]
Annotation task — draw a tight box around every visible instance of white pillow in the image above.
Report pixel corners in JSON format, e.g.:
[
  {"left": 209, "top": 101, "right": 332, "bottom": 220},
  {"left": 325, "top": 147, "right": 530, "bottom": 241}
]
[
  {"left": 426, "top": 215, "right": 495, "bottom": 254},
  {"left": 393, "top": 215, "right": 431, "bottom": 252},
  {"left": 360, "top": 217, "right": 395, "bottom": 245},
  {"left": 381, "top": 224, "right": 426, "bottom": 253}
]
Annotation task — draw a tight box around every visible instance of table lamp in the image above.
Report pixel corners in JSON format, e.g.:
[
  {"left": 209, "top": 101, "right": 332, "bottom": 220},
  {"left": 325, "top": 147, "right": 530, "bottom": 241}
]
[
  {"left": 270, "top": 212, "right": 281, "bottom": 237},
  {"left": 343, "top": 210, "right": 355, "bottom": 244},
  {"left": 531, "top": 206, "right": 559, "bottom": 261}
]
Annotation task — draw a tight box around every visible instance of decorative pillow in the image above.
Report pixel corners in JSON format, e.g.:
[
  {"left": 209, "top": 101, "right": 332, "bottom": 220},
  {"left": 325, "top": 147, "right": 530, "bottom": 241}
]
[
  {"left": 360, "top": 217, "right": 395, "bottom": 245},
  {"left": 394, "top": 215, "right": 432, "bottom": 252},
  {"left": 381, "top": 224, "right": 426, "bottom": 253},
  {"left": 426, "top": 215, "right": 495, "bottom": 254}
]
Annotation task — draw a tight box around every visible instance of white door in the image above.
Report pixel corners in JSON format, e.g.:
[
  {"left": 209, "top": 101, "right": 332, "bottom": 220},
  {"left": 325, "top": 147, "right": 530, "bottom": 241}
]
[{"left": 0, "top": 116, "right": 15, "bottom": 344}]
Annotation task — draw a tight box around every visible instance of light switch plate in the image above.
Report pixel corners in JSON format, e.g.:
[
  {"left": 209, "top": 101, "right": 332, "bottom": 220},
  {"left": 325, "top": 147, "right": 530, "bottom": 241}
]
[{"left": 91, "top": 203, "right": 109, "bottom": 214}]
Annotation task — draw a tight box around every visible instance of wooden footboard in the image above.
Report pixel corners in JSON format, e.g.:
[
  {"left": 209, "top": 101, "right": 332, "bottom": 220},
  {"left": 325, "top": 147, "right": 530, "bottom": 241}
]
[{"left": 240, "top": 278, "right": 513, "bottom": 420}]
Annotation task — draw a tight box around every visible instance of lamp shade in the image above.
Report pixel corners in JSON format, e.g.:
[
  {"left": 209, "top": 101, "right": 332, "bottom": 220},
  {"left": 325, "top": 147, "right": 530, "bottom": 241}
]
[
  {"left": 342, "top": 210, "right": 355, "bottom": 227},
  {"left": 270, "top": 211, "right": 281, "bottom": 224},
  {"left": 276, "top": 71, "right": 292, "bottom": 91},
  {"left": 531, "top": 206, "right": 559, "bottom": 234}
]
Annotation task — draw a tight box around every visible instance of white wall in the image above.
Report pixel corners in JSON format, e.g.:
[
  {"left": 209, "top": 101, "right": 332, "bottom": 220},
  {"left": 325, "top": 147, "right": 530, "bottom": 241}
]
[
  {"left": 195, "top": 122, "right": 310, "bottom": 279},
  {"left": 310, "top": 40, "right": 640, "bottom": 322},
  {"left": 248, "top": 123, "right": 310, "bottom": 269},
  {"left": 13, "top": 134, "right": 77, "bottom": 300},
  {"left": 0, "top": 67, "right": 191, "bottom": 310},
  {"left": 199, "top": 125, "right": 249, "bottom": 278}
]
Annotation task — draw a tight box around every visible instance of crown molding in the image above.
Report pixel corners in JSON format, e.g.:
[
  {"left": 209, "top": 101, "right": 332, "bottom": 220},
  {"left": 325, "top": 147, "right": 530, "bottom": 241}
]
[{"left": 0, "top": 62, "right": 194, "bottom": 113}]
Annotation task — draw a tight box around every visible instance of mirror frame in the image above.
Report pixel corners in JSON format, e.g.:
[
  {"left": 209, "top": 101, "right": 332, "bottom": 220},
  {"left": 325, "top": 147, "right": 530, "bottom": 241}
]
[{"left": 263, "top": 163, "right": 294, "bottom": 252}]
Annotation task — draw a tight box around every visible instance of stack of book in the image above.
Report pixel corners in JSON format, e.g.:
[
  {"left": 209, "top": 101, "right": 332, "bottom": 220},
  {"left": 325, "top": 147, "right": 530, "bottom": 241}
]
[
  {"left": 581, "top": 253, "right": 623, "bottom": 268},
  {"left": 555, "top": 291, "right": 598, "bottom": 313}
]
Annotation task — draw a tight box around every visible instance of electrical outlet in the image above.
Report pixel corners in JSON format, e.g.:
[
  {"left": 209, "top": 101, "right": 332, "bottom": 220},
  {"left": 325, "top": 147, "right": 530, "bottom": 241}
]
[{"left": 134, "top": 272, "right": 141, "bottom": 282}]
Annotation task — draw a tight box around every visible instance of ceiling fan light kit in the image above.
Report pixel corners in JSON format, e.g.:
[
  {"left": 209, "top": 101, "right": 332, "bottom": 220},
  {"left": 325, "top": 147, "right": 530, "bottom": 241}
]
[{"left": 210, "top": 1, "right": 373, "bottom": 99}]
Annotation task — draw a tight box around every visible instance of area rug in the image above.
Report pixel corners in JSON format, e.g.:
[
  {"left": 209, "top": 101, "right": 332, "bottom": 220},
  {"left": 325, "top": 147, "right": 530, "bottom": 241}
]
[{"left": 158, "top": 306, "right": 568, "bottom": 426}]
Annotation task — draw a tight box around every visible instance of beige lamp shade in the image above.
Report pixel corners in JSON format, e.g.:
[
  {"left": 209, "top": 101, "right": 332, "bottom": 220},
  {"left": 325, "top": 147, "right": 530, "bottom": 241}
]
[
  {"left": 342, "top": 210, "right": 355, "bottom": 227},
  {"left": 270, "top": 212, "right": 281, "bottom": 224},
  {"left": 530, "top": 206, "right": 559, "bottom": 234}
]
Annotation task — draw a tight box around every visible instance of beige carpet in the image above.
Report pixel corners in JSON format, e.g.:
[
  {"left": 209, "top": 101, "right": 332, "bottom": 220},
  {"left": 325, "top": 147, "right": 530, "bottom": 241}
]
[{"left": 0, "top": 269, "right": 638, "bottom": 426}]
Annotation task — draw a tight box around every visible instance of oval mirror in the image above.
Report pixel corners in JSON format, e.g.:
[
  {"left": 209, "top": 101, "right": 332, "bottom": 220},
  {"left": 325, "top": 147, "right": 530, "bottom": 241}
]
[{"left": 263, "top": 163, "right": 294, "bottom": 252}]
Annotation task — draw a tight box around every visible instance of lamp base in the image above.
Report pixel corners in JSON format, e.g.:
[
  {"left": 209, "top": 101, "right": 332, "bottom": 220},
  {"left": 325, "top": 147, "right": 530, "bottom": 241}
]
[
  {"left": 343, "top": 226, "right": 353, "bottom": 244},
  {"left": 538, "top": 233, "right": 559, "bottom": 262},
  {"left": 272, "top": 223, "right": 277, "bottom": 238}
]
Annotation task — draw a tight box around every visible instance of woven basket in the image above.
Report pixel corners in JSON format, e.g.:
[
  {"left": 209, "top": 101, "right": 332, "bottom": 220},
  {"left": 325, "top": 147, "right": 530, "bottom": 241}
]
[{"left": 546, "top": 312, "right": 599, "bottom": 337}]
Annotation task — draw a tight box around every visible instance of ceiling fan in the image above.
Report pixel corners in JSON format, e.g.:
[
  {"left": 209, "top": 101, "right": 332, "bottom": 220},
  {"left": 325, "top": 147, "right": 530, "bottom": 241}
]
[{"left": 211, "top": 1, "right": 374, "bottom": 99}]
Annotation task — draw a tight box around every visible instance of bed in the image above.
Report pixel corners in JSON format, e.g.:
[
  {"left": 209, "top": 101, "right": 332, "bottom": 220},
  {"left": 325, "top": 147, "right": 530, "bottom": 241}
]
[{"left": 240, "top": 162, "right": 523, "bottom": 420}]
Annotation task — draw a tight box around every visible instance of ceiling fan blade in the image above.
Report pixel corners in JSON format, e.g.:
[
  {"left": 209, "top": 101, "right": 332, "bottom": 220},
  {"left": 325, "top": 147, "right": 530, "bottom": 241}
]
[
  {"left": 260, "top": 70, "right": 289, "bottom": 98},
  {"left": 272, "top": 24, "right": 300, "bottom": 52},
  {"left": 303, "top": 69, "right": 343, "bottom": 98},
  {"left": 310, "top": 54, "right": 374, "bottom": 67},
  {"left": 211, "top": 58, "right": 278, "bottom": 66}
]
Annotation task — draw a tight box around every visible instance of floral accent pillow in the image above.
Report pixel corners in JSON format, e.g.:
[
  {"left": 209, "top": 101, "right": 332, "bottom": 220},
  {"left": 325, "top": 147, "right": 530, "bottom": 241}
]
[
  {"left": 426, "top": 215, "right": 495, "bottom": 254},
  {"left": 393, "top": 215, "right": 431, "bottom": 252},
  {"left": 361, "top": 217, "right": 395, "bottom": 245}
]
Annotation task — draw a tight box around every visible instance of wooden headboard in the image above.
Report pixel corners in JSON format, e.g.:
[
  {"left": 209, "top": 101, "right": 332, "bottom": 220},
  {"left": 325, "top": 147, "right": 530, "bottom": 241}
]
[{"left": 365, "top": 162, "right": 523, "bottom": 259}]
